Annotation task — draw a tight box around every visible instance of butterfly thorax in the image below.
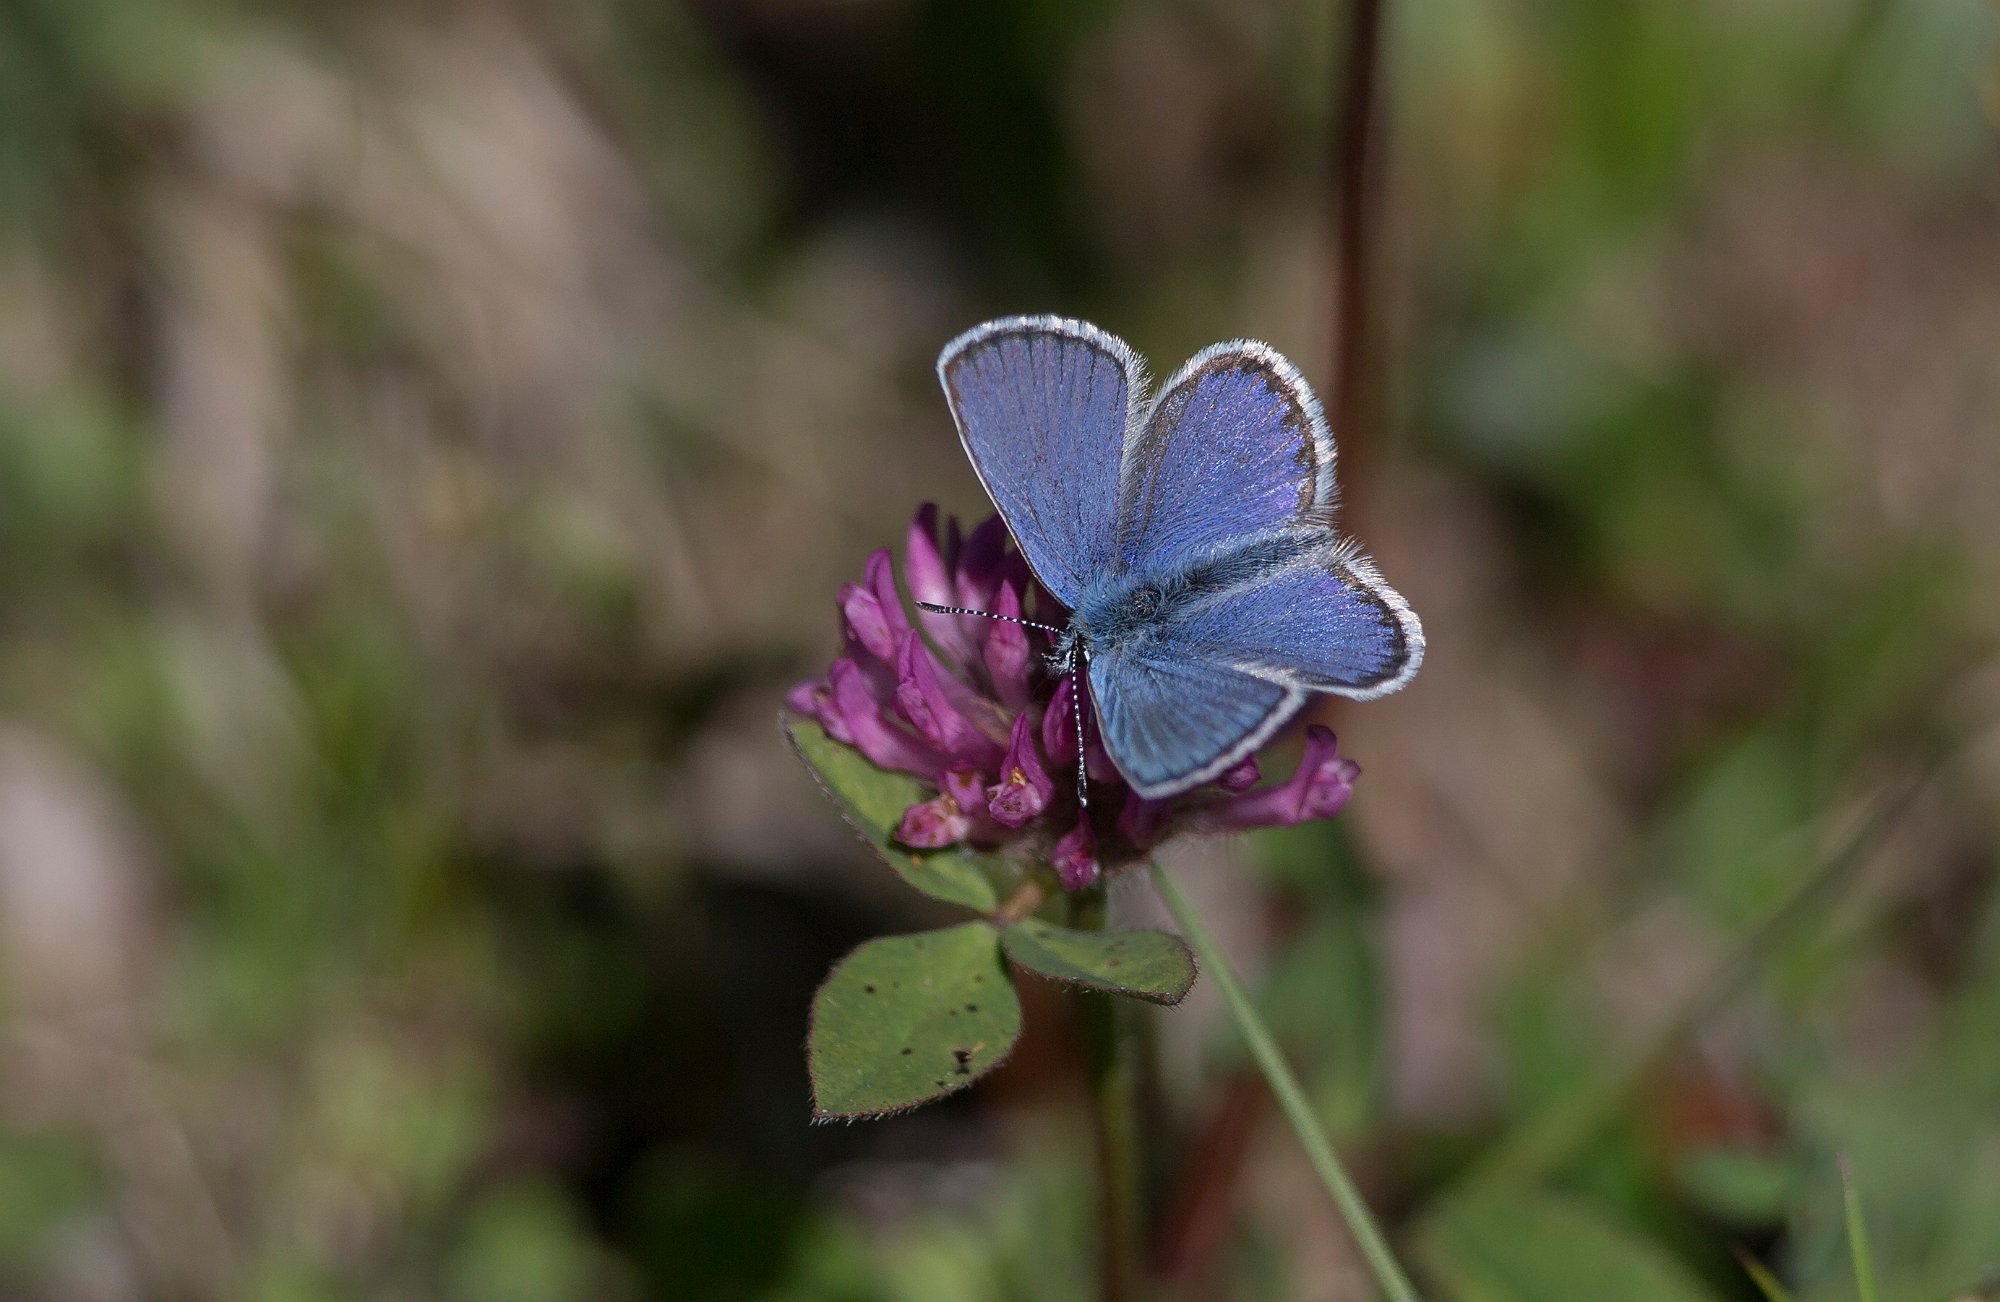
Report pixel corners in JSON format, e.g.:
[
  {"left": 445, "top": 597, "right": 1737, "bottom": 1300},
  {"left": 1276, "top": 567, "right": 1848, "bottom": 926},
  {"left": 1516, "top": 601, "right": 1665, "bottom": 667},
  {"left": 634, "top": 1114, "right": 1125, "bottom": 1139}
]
[
  {"left": 1062, "top": 529, "right": 1330, "bottom": 670},
  {"left": 1068, "top": 575, "right": 1178, "bottom": 657},
  {"left": 1059, "top": 564, "right": 1221, "bottom": 677}
]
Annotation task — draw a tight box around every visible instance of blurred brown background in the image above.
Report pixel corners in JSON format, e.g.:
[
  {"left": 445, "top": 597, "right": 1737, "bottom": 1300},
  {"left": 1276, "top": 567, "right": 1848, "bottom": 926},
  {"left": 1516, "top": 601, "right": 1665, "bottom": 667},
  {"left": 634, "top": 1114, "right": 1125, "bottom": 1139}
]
[{"left": 2, "top": 1, "right": 1998, "bottom": 1298}]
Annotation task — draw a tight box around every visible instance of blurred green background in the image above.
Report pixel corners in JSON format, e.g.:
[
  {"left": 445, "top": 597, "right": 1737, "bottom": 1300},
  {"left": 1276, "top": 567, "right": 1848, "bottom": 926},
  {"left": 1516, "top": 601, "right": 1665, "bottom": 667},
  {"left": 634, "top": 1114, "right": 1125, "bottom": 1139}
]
[{"left": 3, "top": 1, "right": 1998, "bottom": 1298}]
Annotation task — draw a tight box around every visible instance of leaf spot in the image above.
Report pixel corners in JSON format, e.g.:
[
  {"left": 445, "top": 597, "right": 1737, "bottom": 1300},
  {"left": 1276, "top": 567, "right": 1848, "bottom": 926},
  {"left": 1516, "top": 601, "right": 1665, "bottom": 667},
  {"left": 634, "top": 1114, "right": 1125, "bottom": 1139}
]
[
  {"left": 964, "top": 1003, "right": 978, "bottom": 1012},
  {"left": 901, "top": 1047, "right": 912, "bottom": 1055},
  {"left": 1106, "top": 959, "right": 1122, "bottom": 968},
  {"left": 864, "top": 984, "right": 876, "bottom": 994}
]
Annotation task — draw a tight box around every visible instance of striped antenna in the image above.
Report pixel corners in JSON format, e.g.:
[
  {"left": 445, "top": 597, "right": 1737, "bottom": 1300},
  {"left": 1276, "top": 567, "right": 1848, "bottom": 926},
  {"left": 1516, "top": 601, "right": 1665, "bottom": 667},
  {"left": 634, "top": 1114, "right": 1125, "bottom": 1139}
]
[
  {"left": 914, "top": 601, "right": 1063, "bottom": 635},
  {"left": 916, "top": 600, "right": 1090, "bottom": 807}
]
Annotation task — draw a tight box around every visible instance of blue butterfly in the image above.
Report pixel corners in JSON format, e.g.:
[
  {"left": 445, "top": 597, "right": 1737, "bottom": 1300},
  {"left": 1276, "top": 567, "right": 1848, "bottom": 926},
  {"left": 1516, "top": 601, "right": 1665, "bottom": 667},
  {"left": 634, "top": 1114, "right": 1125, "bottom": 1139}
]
[{"left": 927, "top": 316, "right": 1424, "bottom": 801}]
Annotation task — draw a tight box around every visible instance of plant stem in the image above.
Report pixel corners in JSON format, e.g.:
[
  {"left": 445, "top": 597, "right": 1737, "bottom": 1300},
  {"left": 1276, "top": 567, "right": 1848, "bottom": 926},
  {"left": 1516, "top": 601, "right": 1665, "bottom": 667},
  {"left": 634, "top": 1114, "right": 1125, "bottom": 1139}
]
[
  {"left": 994, "top": 875, "right": 1049, "bottom": 925},
  {"left": 1072, "top": 890, "right": 1142, "bottom": 1302},
  {"left": 1083, "top": 991, "right": 1142, "bottom": 1302},
  {"left": 1735, "top": 1246, "right": 1798, "bottom": 1302},
  {"left": 1332, "top": 0, "right": 1387, "bottom": 486},
  {"left": 1149, "top": 862, "right": 1424, "bottom": 1302},
  {"left": 1840, "top": 1153, "right": 1880, "bottom": 1302}
]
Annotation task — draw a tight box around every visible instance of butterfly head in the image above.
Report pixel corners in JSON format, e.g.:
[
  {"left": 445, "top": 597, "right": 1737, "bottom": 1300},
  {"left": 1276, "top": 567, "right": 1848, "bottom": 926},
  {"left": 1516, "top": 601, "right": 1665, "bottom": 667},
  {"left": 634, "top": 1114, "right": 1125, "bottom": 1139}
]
[{"left": 1048, "top": 621, "right": 1087, "bottom": 677}]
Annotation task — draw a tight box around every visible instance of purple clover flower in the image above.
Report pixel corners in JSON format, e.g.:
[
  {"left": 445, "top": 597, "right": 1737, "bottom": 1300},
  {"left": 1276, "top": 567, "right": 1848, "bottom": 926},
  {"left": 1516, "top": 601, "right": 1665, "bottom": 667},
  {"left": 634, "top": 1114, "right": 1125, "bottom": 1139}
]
[{"left": 788, "top": 506, "right": 1363, "bottom": 890}]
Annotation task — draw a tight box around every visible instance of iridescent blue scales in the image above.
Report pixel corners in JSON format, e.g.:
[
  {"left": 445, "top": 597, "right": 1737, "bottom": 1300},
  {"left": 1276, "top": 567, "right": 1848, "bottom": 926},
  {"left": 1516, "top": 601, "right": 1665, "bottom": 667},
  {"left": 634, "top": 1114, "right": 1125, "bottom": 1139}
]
[{"left": 936, "top": 316, "right": 1423, "bottom": 799}]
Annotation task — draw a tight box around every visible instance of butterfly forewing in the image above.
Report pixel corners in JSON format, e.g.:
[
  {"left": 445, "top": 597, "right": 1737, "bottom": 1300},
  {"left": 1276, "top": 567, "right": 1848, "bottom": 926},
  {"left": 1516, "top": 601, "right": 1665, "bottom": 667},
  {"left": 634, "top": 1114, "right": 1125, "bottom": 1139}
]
[
  {"left": 937, "top": 317, "right": 1142, "bottom": 606},
  {"left": 1115, "top": 342, "right": 1337, "bottom": 575}
]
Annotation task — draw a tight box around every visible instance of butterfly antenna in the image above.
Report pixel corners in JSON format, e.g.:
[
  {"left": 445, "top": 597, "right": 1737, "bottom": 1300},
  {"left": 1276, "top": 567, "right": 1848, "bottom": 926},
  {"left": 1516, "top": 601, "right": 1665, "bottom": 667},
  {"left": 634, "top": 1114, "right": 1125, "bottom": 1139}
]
[
  {"left": 917, "top": 600, "right": 1086, "bottom": 804},
  {"left": 914, "top": 601, "right": 1063, "bottom": 635},
  {"left": 1072, "top": 668, "right": 1088, "bottom": 809}
]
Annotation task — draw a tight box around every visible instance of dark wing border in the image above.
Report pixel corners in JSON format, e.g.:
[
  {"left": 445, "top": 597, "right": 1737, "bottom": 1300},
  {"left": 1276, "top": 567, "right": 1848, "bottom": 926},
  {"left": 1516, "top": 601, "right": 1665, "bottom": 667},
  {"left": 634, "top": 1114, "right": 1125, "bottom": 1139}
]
[
  {"left": 1117, "top": 338, "right": 1341, "bottom": 553},
  {"left": 1229, "top": 540, "right": 1426, "bottom": 702}
]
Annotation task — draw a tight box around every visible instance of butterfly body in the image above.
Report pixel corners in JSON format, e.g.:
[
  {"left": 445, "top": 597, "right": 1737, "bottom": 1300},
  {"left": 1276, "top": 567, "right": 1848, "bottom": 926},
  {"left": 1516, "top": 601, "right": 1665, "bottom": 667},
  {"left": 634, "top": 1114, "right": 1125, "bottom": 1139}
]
[
  {"left": 937, "top": 316, "right": 1422, "bottom": 800},
  {"left": 1057, "top": 529, "right": 1314, "bottom": 663}
]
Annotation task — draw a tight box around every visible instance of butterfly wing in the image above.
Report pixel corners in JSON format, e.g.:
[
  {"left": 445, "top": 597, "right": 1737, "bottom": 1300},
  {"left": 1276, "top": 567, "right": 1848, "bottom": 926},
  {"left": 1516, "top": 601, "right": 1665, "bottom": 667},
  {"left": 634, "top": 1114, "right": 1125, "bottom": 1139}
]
[
  {"left": 938, "top": 317, "right": 1144, "bottom": 606},
  {"left": 1115, "top": 340, "right": 1335, "bottom": 573},
  {"left": 1164, "top": 542, "right": 1423, "bottom": 699},
  {"left": 1087, "top": 644, "right": 1303, "bottom": 800},
  {"left": 941, "top": 321, "right": 1423, "bottom": 797},
  {"left": 1089, "top": 540, "right": 1423, "bottom": 798}
]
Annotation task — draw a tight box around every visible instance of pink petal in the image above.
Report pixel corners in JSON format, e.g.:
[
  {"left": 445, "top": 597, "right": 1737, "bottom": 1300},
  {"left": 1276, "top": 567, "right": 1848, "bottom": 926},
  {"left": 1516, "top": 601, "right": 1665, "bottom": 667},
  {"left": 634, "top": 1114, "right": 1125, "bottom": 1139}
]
[
  {"left": 943, "top": 765, "right": 1006, "bottom": 841},
  {"left": 1052, "top": 818, "right": 1101, "bottom": 891},
  {"left": 981, "top": 581, "right": 1035, "bottom": 711},
  {"left": 862, "top": 549, "right": 911, "bottom": 641},
  {"left": 895, "top": 766, "right": 1005, "bottom": 848},
  {"left": 908, "top": 505, "right": 977, "bottom": 663},
  {"left": 1197, "top": 727, "right": 1358, "bottom": 832},
  {"left": 986, "top": 714, "right": 1054, "bottom": 828},
  {"left": 896, "top": 793, "right": 971, "bottom": 848},
  {"left": 1039, "top": 674, "right": 1117, "bottom": 792},
  {"left": 904, "top": 504, "right": 953, "bottom": 609},
  {"left": 891, "top": 632, "right": 1005, "bottom": 769},
  {"left": 941, "top": 765, "right": 986, "bottom": 810},
  {"left": 1041, "top": 674, "right": 1078, "bottom": 770},
  {"left": 1217, "top": 756, "right": 1261, "bottom": 793},
  {"left": 786, "top": 679, "right": 824, "bottom": 716},
  {"left": 839, "top": 579, "right": 897, "bottom": 662},
  {"left": 828, "top": 658, "right": 944, "bottom": 776}
]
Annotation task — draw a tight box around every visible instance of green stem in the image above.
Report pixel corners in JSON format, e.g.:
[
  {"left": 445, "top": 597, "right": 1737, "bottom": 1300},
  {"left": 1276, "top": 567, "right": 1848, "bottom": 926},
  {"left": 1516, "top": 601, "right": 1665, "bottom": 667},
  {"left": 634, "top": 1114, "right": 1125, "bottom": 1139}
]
[
  {"left": 1149, "top": 862, "right": 1424, "bottom": 1302},
  {"left": 1083, "top": 991, "right": 1143, "bottom": 1302},
  {"left": 1072, "top": 891, "right": 1142, "bottom": 1302},
  {"left": 1840, "top": 1153, "right": 1880, "bottom": 1302},
  {"left": 1735, "top": 1246, "right": 1798, "bottom": 1302}
]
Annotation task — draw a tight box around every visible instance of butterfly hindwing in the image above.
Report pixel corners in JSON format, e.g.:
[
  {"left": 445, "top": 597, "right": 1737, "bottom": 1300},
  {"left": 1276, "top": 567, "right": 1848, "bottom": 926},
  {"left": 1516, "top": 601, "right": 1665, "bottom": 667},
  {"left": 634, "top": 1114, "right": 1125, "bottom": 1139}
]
[
  {"left": 1087, "top": 642, "right": 1303, "bottom": 799},
  {"left": 938, "top": 317, "right": 1143, "bottom": 606},
  {"left": 1162, "top": 539, "right": 1424, "bottom": 700},
  {"left": 1085, "top": 536, "right": 1421, "bottom": 797}
]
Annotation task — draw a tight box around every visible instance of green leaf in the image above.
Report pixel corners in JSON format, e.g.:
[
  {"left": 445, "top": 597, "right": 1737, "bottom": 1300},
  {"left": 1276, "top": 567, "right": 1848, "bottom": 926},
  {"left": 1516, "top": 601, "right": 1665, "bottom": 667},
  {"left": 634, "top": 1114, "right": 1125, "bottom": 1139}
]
[
  {"left": 1417, "top": 1189, "right": 1722, "bottom": 1302},
  {"left": 785, "top": 717, "right": 1010, "bottom": 912},
  {"left": 808, "top": 922, "right": 1020, "bottom": 1119},
  {"left": 1000, "top": 917, "right": 1196, "bottom": 1005}
]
